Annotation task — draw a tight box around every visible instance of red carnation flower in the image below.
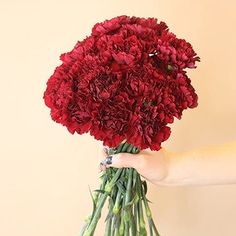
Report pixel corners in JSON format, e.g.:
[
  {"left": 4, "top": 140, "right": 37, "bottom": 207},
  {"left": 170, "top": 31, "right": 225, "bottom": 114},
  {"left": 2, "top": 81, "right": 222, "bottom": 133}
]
[{"left": 43, "top": 15, "right": 200, "bottom": 150}]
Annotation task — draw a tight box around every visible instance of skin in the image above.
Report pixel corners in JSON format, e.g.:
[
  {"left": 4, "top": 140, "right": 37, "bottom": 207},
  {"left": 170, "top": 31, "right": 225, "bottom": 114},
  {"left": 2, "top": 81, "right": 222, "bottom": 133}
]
[{"left": 100, "top": 140, "right": 236, "bottom": 186}]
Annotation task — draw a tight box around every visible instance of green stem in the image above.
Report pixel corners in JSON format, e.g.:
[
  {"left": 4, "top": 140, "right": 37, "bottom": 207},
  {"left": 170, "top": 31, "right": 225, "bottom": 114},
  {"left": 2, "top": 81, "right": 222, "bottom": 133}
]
[
  {"left": 113, "top": 190, "right": 122, "bottom": 214},
  {"left": 130, "top": 204, "right": 136, "bottom": 236},
  {"left": 119, "top": 211, "right": 125, "bottom": 235},
  {"left": 139, "top": 175, "right": 161, "bottom": 236},
  {"left": 124, "top": 168, "right": 133, "bottom": 205},
  {"left": 124, "top": 225, "right": 129, "bottom": 236},
  {"left": 124, "top": 167, "right": 137, "bottom": 236},
  {"left": 104, "top": 196, "right": 113, "bottom": 236},
  {"left": 110, "top": 215, "right": 115, "bottom": 236},
  {"left": 104, "top": 216, "right": 112, "bottom": 236},
  {"left": 112, "top": 212, "right": 121, "bottom": 236},
  {"left": 82, "top": 192, "right": 108, "bottom": 236},
  {"left": 128, "top": 170, "right": 137, "bottom": 236},
  {"left": 114, "top": 214, "right": 121, "bottom": 236},
  {"left": 105, "top": 168, "right": 123, "bottom": 193},
  {"left": 134, "top": 202, "right": 138, "bottom": 234},
  {"left": 150, "top": 218, "right": 160, "bottom": 236},
  {"left": 82, "top": 169, "right": 123, "bottom": 236},
  {"left": 79, "top": 222, "right": 89, "bottom": 236},
  {"left": 116, "top": 141, "right": 126, "bottom": 153},
  {"left": 121, "top": 142, "right": 130, "bottom": 152},
  {"left": 121, "top": 203, "right": 128, "bottom": 235},
  {"left": 136, "top": 173, "right": 147, "bottom": 236},
  {"left": 81, "top": 141, "right": 161, "bottom": 236},
  {"left": 138, "top": 200, "right": 147, "bottom": 236},
  {"left": 149, "top": 222, "right": 154, "bottom": 236},
  {"left": 80, "top": 173, "right": 108, "bottom": 236}
]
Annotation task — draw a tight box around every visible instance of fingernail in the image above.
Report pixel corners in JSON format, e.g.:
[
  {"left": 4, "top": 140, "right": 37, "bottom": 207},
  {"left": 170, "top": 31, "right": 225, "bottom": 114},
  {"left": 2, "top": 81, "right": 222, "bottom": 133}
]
[
  {"left": 99, "top": 163, "right": 106, "bottom": 172},
  {"left": 100, "top": 156, "right": 113, "bottom": 165},
  {"left": 105, "top": 156, "right": 113, "bottom": 165}
]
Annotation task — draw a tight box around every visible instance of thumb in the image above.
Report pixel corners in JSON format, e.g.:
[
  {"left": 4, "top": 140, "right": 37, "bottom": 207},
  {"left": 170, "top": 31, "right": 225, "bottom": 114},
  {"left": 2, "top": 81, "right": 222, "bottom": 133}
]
[{"left": 102, "top": 152, "right": 142, "bottom": 169}]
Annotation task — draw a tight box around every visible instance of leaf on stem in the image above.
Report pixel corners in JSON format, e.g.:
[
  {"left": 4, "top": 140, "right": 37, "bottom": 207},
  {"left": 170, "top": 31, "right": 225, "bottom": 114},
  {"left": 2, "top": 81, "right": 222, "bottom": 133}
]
[
  {"left": 88, "top": 186, "right": 97, "bottom": 223},
  {"left": 142, "top": 180, "right": 148, "bottom": 195},
  {"left": 94, "top": 189, "right": 106, "bottom": 194}
]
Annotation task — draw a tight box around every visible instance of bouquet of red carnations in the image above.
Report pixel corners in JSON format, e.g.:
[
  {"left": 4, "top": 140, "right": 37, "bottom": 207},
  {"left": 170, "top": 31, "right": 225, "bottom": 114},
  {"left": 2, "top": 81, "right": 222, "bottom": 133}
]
[{"left": 43, "top": 15, "right": 200, "bottom": 236}]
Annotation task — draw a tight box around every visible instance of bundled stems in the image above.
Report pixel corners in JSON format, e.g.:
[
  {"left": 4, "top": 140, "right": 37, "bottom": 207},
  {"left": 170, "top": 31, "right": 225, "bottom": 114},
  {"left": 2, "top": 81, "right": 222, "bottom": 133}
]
[
  {"left": 104, "top": 196, "right": 113, "bottom": 236},
  {"left": 80, "top": 141, "right": 161, "bottom": 236}
]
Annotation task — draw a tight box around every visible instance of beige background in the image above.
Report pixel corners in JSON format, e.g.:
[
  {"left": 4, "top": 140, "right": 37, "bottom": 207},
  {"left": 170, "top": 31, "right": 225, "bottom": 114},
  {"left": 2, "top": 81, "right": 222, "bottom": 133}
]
[{"left": 1, "top": 0, "right": 236, "bottom": 235}]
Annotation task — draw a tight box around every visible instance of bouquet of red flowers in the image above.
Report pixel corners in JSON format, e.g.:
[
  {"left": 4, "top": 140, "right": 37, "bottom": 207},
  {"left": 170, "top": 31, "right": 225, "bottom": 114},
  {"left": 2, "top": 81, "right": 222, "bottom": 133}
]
[{"left": 43, "top": 15, "right": 200, "bottom": 236}]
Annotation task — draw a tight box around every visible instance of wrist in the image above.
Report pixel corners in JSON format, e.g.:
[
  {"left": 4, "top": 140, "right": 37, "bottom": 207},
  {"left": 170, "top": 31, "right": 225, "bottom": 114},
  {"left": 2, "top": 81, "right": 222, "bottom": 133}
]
[{"left": 160, "top": 149, "right": 186, "bottom": 186}]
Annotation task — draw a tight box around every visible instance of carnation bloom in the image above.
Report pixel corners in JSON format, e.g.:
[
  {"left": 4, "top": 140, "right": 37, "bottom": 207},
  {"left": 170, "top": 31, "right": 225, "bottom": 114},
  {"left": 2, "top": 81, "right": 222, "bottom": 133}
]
[{"left": 43, "top": 15, "right": 200, "bottom": 150}]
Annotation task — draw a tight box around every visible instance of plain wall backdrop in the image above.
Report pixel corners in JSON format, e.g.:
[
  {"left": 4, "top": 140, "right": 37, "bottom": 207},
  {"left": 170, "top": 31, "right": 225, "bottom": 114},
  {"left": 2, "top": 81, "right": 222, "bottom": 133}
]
[{"left": 1, "top": 0, "right": 236, "bottom": 235}]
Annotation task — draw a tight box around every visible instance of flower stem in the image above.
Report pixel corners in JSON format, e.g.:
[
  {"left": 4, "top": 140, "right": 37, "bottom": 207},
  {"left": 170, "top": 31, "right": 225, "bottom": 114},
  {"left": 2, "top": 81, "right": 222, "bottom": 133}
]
[
  {"left": 139, "top": 174, "right": 161, "bottom": 236},
  {"left": 105, "top": 169, "right": 123, "bottom": 193},
  {"left": 138, "top": 200, "right": 147, "bottom": 236},
  {"left": 113, "top": 190, "right": 122, "bottom": 214},
  {"left": 80, "top": 141, "right": 161, "bottom": 236},
  {"left": 104, "top": 196, "right": 113, "bottom": 236},
  {"left": 130, "top": 205, "right": 136, "bottom": 236},
  {"left": 104, "top": 216, "right": 112, "bottom": 236},
  {"left": 136, "top": 172, "right": 147, "bottom": 236},
  {"left": 82, "top": 192, "right": 108, "bottom": 236},
  {"left": 119, "top": 211, "right": 125, "bottom": 235},
  {"left": 124, "top": 168, "right": 133, "bottom": 206},
  {"left": 82, "top": 169, "right": 123, "bottom": 236}
]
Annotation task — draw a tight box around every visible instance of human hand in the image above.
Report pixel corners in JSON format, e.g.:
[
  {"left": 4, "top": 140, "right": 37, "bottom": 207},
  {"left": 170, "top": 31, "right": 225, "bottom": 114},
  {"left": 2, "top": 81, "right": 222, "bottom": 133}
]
[{"left": 100, "top": 147, "right": 171, "bottom": 186}]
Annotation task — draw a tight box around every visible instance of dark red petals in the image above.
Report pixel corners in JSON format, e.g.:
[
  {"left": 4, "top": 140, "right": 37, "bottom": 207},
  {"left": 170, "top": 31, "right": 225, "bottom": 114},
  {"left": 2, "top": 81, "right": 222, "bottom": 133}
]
[{"left": 43, "top": 15, "right": 199, "bottom": 150}]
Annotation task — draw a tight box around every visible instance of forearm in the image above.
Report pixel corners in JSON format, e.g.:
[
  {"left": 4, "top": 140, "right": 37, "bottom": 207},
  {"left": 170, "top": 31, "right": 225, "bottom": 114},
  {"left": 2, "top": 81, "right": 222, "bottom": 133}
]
[{"left": 162, "top": 140, "right": 236, "bottom": 186}]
